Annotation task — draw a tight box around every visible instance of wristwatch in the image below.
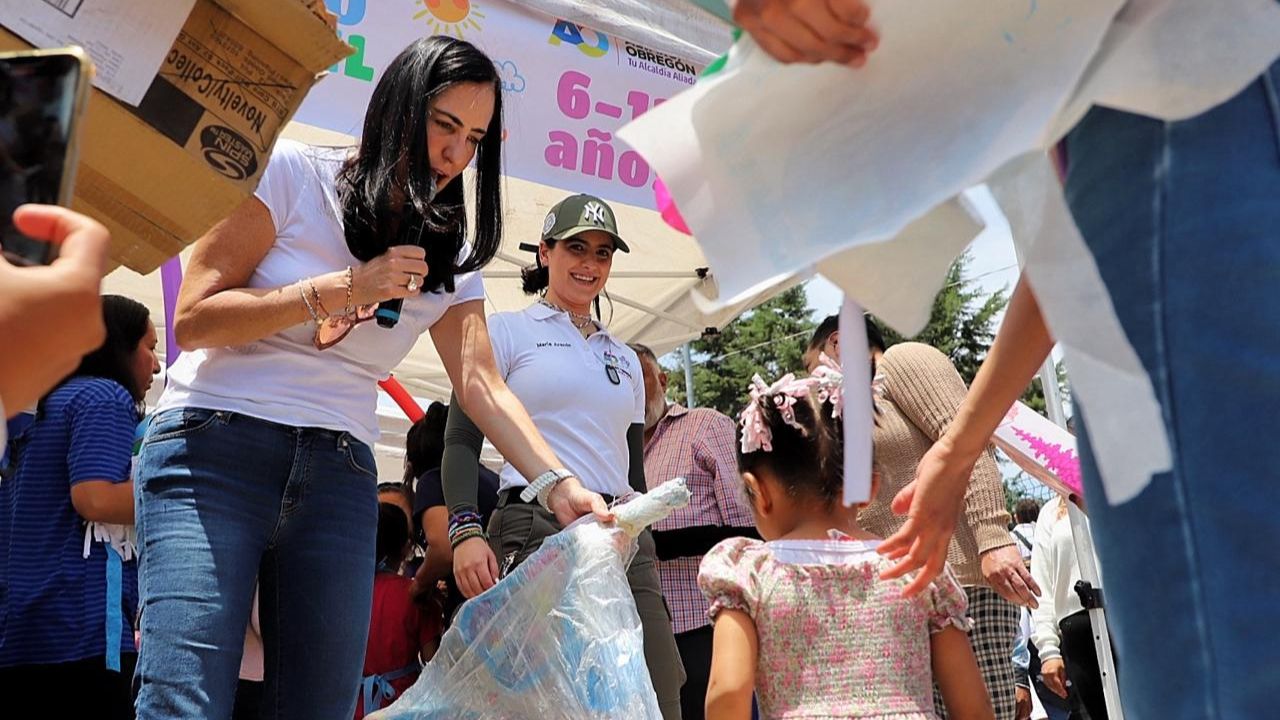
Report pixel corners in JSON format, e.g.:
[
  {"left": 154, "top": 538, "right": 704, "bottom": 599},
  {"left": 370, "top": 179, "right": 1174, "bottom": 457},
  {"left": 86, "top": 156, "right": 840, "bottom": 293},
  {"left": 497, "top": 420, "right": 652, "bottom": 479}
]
[{"left": 520, "top": 467, "right": 576, "bottom": 510}]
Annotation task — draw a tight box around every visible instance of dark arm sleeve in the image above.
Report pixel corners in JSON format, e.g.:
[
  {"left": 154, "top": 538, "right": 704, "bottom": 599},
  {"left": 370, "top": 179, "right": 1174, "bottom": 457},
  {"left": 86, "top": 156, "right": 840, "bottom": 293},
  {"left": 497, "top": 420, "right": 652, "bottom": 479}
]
[
  {"left": 441, "top": 392, "right": 487, "bottom": 516},
  {"left": 627, "top": 423, "right": 647, "bottom": 496}
]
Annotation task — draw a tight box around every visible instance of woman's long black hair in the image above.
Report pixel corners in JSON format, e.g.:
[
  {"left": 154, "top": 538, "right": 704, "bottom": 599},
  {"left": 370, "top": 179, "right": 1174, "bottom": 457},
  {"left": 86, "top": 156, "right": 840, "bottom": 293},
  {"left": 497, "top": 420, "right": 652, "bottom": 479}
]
[
  {"left": 53, "top": 294, "right": 151, "bottom": 417},
  {"left": 337, "top": 36, "right": 504, "bottom": 294}
]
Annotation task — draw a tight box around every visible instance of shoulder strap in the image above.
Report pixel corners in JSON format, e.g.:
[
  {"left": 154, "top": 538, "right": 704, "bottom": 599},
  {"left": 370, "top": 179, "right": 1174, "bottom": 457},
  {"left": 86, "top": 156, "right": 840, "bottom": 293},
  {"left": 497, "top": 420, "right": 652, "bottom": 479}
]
[{"left": 1011, "top": 528, "right": 1034, "bottom": 552}]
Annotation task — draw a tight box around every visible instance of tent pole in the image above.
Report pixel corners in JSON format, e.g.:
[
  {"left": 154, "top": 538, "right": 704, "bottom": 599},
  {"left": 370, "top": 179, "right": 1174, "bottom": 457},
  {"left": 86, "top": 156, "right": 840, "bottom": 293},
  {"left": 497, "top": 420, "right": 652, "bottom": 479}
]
[
  {"left": 1011, "top": 238, "right": 1124, "bottom": 720},
  {"left": 682, "top": 343, "right": 696, "bottom": 408}
]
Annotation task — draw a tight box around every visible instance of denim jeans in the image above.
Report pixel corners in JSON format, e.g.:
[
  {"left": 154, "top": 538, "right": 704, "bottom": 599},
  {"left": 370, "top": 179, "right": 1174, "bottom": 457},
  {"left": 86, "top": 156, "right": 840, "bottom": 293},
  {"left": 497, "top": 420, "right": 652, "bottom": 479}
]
[
  {"left": 1064, "top": 60, "right": 1280, "bottom": 719},
  {"left": 134, "top": 408, "right": 379, "bottom": 719}
]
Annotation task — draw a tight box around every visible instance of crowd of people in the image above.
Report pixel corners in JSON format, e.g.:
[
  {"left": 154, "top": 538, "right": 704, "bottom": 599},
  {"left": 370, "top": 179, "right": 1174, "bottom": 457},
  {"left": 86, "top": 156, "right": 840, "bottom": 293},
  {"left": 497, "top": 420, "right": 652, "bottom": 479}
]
[{"left": 0, "top": 1, "right": 1276, "bottom": 718}]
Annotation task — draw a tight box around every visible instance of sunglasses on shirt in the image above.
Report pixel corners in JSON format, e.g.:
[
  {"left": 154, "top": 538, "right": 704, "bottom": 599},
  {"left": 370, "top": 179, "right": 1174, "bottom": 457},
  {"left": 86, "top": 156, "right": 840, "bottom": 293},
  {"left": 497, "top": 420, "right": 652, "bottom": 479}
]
[{"left": 313, "top": 304, "right": 378, "bottom": 351}]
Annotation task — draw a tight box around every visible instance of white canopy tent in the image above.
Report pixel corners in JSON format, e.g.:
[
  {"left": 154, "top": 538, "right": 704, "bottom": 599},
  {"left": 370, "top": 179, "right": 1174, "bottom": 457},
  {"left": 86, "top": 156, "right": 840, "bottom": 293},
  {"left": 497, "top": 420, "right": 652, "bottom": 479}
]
[{"left": 103, "top": 120, "right": 793, "bottom": 479}]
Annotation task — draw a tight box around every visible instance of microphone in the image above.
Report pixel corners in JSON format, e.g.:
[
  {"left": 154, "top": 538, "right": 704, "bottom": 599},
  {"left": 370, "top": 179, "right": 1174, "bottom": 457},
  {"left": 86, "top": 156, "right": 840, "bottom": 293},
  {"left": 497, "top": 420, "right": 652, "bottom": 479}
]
[
  {"left": 376, "top": 177, "right": 437, "bottom": 328},
  {"left": 374, "top": 298, "right": 404, "bottom": 328}
]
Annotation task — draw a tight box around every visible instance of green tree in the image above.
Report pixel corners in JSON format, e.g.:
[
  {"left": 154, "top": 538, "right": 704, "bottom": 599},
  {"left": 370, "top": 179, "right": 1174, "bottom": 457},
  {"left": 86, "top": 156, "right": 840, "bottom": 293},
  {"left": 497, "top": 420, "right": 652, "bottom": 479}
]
[
  {"left": 877, "top": 251, "right": 1008, "bottom": 384},
  {"left": 666, "top": 286, "right": 815, "bottom": 416},
  {"left": 875, "top": 250, "right": 1068, "bottom": 414}
]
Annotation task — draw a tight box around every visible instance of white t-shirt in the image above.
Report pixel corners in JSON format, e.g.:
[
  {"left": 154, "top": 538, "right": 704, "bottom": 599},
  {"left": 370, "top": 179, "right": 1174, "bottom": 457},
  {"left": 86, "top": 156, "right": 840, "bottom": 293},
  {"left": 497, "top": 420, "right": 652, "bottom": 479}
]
[
  {"left": 489, "top": 303, "right": 644, "bottom": 497},
  {"left": 158, "top": 139, "right": 485, "bottom": 447},
  {"left": 1011, "top": 521, "right": 1036, "bottom": 562}
]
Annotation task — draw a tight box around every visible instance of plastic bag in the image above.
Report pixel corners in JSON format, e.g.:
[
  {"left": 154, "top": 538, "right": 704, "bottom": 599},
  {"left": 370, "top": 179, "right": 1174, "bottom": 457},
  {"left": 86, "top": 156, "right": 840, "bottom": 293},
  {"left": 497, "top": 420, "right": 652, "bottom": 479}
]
[{"left": 369, "top": 479, "right": 692, "bottom": 720}]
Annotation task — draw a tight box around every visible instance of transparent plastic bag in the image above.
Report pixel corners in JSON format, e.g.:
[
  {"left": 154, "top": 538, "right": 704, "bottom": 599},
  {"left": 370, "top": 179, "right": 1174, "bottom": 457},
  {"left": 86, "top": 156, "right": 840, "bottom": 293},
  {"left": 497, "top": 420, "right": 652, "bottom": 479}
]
[{"left": 370, "top": 479, "right": 691, "bottom": 720}]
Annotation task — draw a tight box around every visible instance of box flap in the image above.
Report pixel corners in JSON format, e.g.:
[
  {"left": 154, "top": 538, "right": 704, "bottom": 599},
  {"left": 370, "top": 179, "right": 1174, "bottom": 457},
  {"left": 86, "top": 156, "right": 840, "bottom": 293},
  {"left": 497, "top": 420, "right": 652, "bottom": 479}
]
[{"left": 212, "top": 0, "right": 352, "bottom": 75}]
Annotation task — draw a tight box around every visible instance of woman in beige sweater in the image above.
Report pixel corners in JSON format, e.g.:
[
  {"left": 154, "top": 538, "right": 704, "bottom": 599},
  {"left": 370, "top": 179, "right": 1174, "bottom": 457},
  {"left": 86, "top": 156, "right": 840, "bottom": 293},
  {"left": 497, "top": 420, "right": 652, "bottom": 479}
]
[{"left": 805, "top": 315, "right": 1040, "bottom": 720}]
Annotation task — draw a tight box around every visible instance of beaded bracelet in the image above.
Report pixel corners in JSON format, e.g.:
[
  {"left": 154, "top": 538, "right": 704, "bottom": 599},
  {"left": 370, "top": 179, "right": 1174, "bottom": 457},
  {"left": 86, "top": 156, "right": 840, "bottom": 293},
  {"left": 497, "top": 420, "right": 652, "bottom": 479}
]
[
  {"left": 448, "top": 517, "right": 483, "bottom": 536},
  {"left": 448, "top": 525, "right": 485, "bottom": 549},
  {"left": 298, "top": 283, "right": 321, "bottom": 324},
  {"left": 448, "top": 510, "right": 483, "bottom": 532}
]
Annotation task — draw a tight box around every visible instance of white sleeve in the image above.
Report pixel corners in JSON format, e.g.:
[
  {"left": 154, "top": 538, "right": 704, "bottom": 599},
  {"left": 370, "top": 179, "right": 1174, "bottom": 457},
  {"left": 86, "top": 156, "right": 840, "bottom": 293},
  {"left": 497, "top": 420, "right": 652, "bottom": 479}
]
[
  {"left": 486, "top": 313, "right": 514, "bottom": 379},
  {"left": 1030, "top": 499, "right": 1063, "bottom": 661},
  {"left": 252, "top": 139, "right": 308, "bottom": 233},
  {"left": 451, "top": 269, "right": 485, "bottom": 306}
]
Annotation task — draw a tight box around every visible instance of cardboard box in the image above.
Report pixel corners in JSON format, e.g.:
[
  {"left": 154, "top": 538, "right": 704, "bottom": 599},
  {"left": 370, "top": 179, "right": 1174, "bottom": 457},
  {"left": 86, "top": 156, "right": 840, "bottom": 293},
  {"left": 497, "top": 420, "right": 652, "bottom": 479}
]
[{"left": 0, "top": 0, "right": 351, "bottom": 273}]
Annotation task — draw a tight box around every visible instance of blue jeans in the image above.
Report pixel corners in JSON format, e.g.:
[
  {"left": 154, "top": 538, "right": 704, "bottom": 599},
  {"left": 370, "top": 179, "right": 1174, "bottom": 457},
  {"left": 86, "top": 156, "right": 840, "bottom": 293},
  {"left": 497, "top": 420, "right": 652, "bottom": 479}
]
[
  {"left": 134, "top": 408, "right": 379, "bottom": 719},
  {"left": 1065, "top": 61, "right": 1280, "bottom": 719}
]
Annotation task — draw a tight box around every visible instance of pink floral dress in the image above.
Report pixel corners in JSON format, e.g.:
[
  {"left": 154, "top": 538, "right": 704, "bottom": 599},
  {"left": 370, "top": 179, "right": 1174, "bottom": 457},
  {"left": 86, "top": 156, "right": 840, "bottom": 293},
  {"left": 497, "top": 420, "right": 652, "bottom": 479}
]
[{"left": 698, "top": 532, "right": 972, "bottom": 719}]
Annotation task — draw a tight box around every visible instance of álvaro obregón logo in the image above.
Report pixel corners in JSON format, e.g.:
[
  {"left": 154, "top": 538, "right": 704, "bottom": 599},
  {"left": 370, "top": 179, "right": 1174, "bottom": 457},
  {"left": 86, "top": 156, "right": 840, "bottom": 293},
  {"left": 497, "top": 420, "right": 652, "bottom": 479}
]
[
  {"left": 548, "top": 20, "right": 610, "bottom": 59},
  {"left": 623, "top": 41, "right": 700, "bottom": 84}
]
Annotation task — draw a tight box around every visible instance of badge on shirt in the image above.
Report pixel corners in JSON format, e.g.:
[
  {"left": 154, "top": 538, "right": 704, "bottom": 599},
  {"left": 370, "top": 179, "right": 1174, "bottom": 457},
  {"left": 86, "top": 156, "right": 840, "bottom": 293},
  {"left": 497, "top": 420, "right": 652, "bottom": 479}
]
[{"left": 602, "top": 349, "right": 630, "bottom": 385}]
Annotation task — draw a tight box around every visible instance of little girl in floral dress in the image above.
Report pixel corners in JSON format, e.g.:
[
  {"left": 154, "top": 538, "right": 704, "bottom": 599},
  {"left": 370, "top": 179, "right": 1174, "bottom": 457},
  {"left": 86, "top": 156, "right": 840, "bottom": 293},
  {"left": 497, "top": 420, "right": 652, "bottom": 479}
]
[{"left": 699, "top": 367, "right": 994, "bottom": 720}]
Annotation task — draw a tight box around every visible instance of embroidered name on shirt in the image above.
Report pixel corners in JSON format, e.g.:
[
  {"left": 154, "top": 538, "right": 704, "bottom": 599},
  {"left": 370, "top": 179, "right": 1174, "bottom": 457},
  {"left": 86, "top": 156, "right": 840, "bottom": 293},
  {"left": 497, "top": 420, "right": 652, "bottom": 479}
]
[{"left": 536, "top": 341, "right": 573, "bottom": 348}]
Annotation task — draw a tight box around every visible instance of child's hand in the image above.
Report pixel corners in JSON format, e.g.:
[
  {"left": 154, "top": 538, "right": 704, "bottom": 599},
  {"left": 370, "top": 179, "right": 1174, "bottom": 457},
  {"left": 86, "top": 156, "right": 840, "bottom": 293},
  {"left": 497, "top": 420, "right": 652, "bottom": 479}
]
[
  {"left": 0, "top": 205, "right": 110, "bottom": 415},
  {"left": 1015, "top": 687, "right": 1032, "bottom": 720}
]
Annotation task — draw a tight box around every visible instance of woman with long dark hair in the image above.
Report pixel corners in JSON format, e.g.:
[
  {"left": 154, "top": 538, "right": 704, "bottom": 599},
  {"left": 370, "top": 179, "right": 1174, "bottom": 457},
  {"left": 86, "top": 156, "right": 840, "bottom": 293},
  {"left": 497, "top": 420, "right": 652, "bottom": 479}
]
[
  {"left": 0, "top": 294, "right": 159, "bottom": 720},
  {"left": 134, "top": 37, "right": 609, "bottom": 719}
]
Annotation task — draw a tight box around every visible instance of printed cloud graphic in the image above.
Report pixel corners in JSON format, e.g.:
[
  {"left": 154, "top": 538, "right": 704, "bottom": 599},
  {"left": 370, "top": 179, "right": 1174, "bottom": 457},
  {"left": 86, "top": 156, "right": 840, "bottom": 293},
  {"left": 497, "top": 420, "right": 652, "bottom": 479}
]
[{"left": 497, "top": 60, "right": 526, "bottom": 93}]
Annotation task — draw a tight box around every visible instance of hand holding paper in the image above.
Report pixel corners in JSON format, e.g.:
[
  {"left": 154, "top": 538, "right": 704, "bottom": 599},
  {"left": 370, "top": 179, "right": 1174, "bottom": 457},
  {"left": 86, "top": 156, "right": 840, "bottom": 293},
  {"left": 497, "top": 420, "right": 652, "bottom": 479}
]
[{"left": 730, "top": 0, "right": 878, "bottom": 66}]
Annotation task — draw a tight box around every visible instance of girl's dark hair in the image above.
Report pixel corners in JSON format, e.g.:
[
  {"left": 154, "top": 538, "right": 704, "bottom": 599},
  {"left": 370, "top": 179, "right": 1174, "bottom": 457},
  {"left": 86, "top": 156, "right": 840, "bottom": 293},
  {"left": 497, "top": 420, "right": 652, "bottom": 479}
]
[
  {"left": 404, "top": 401, "right": 449, "bottom": 483},
  {"left": 808, "top": 313, "right": 887, "bottom": 354},
  {"left": 738, "top": 389, "right": 844, "bottom": 510},
  {"left": 337, "top": 36, "right": 503, "bottom": 294},
  {"left": 520, "top": 239, "right": 615, "bottom": 323},
  {"left": 53, "top": 294, "right": 151, "bottom": 416},
  {"left": 378, "top": 481, "right": 414, "bottom": 513},
  {"left": 376, "top": 502, "right": 411, "bottom": 570}
]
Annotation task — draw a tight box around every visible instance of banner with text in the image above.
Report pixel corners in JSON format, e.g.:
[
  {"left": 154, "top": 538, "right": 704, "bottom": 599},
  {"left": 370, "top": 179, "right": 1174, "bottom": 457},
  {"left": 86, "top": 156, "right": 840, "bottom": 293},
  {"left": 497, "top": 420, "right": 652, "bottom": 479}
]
[{"left": 298, "top": 0, "right": 704, "bottom": 210}]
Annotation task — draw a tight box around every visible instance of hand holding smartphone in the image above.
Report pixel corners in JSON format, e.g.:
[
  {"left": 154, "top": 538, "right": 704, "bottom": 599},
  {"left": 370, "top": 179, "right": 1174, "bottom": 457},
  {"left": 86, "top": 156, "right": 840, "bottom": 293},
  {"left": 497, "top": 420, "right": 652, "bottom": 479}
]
[{"left": 0, "top": 46, "right": 92, "bottom": 266}]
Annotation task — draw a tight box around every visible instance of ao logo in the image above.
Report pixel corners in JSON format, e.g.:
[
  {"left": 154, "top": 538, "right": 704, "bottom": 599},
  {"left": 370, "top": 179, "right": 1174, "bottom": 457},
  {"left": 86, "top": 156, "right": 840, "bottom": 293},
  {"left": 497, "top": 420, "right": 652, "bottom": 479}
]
[{"left": 548, "top": 20, "right": 610, "bottom": 59}]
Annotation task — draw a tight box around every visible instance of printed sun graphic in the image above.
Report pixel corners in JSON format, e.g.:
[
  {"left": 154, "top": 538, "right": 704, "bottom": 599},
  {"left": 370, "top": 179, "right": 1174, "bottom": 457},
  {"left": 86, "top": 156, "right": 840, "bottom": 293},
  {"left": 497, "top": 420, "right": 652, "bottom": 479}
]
[{"left": 414, "top": 0, "right": 484, "bottom": 38}]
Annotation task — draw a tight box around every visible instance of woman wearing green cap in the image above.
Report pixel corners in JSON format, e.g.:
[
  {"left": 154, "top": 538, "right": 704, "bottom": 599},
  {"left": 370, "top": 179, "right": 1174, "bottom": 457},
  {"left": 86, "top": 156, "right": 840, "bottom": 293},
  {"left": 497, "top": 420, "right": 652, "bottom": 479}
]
[{"left": 441, "top": 192, "right": 686, "bottom": 718}]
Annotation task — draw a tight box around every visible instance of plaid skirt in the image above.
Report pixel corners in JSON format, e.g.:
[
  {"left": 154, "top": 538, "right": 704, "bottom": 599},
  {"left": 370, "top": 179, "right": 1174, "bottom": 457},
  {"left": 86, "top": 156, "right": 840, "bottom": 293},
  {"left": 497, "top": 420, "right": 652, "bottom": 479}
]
[{"left": 934, "top": 586, "right": 1020, "bottom": 720}]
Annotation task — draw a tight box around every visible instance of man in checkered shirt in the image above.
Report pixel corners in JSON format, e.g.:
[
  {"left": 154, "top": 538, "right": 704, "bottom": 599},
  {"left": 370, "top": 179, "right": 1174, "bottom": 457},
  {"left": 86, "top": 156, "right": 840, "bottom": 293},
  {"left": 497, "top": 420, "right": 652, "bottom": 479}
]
[{"left": 631, "top": 344, "right": 759, "bottom": 720}]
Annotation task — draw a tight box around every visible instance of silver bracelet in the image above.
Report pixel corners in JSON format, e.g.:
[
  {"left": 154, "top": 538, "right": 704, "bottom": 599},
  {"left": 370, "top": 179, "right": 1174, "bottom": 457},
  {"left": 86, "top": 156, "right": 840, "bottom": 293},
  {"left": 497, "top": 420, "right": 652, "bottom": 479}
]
[
  {"left": 520, "top": 467, "right": 575, "bottom": 509},
  {"left": 298, "top": 282, "right": 321, "bottom": 324}
]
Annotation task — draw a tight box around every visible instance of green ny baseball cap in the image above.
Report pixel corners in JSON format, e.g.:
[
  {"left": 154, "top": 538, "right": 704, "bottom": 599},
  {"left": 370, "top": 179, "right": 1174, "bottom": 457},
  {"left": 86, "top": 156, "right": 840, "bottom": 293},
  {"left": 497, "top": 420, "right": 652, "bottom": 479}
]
[{"left": 540, "top": 194, "right": 630, "bottom": 253}]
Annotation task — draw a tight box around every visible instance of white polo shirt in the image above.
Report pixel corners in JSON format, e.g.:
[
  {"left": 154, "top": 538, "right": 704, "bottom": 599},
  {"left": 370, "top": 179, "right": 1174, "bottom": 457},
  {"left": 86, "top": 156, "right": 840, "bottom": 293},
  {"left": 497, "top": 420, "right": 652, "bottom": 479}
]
[{"left": 489, "top": 303, "right": 644, "bottom": 497}]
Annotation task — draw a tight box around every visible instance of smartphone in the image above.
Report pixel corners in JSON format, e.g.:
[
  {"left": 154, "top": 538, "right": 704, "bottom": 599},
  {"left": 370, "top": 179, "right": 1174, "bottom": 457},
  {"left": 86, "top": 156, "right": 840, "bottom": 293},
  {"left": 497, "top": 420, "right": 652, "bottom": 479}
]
[{"left": 0, "top": 47, "right": 92, "bottom": 266}]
